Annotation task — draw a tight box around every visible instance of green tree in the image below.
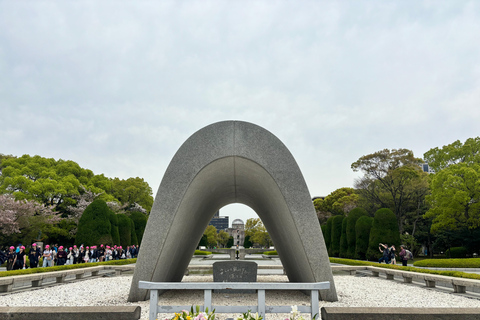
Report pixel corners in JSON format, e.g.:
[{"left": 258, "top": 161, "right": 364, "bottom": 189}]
[
  {"left": 318, "top": 188, "right": 359, "bottom": 216},
  {"left": 217, "top": 230, "right": 230, "bottom": 248},
  {"left": 424, "top": 137, "right": 480, "bottom": 173},
  {"left": 226, "top": 236, "right": 234, "bottom": 248},
  {"left": 245, "top": 218, "right": 272, "bottom": 248},
  {"left": 352, "top": 149, "right": 429, "bottom": 233},
  {"left": 110, "top": 177, "right": 154, "bottom": 213},
  {"left": 313, "top": 198, "right": 331, "bottom": 225},
  {"left": 251, "top": 225, "right": 272, "bottom": 248},
  {"left": 425, "top": 163, "right": 480, "bottom": 233},
  {"left": 75, "top": 199, "right": 113, "bottom": 246},
  {"left": 245, "top": 218, "right": 262, "bottom": 237},
  {"left": 204, "top": 225, "right": 217, "bottom": 248},
  {"left": 424, "top": 137, "right": 480, "bottom": 236},
  {"left": 243, "top": 235, "right": 252, "bottom": 248},
  {"left": 0, "top": 155, "right": 118, "bottom": 215},
  {"left": 339, "top": 218, "right": 348, "bottom": 258},
  {"left": 366, "top": 208, "right": 400, "bottom": 261},
  {"left": 198, "top": 234, "right": 208, "bottom": 248},
  {"left": 354, "top": 216, "right": 373, "bottom": 260},
  {"left": 330, "top": 215, "right": 344, "bottom": 257},
  {"left": 346, "top": 207, "right": 368, "bottom": 258}
]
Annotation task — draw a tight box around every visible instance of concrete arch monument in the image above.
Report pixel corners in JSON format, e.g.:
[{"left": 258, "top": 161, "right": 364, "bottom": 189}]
[{"left": 128, "top": 121, "right": 337, "bottom": 302}]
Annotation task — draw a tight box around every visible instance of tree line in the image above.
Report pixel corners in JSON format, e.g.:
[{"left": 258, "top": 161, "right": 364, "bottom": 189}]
[
  {"left": 0, "top": 154, "right": 153, "bottom": 247},
  {"left": 316, "top": 137, "right": 480, "bottom": 258}
]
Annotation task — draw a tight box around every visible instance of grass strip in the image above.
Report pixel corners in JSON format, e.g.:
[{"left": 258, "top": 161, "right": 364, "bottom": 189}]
[{"left": 330, "top": 257, "right": 480, "bottom": 280}]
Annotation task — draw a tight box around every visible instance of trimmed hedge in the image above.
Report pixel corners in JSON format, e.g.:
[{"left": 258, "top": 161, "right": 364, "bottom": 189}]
[
  {"left": 329, "top": 257, "right": 480, "bottom": 281},
  {"left": 324, "top": 217, "right": 333, "bottom": 254},
  {"left": 0, "top": 258, "right": 137, "bottom": 278},
  {"left": 366, "top": 208, "right": 400, "bottom": 261},
  {"left": 109, "top": 210, "right": 121, "bottom": 245},
  {"left": 117, "top": 213, "right": 133, "bottom": 248},
  {"left": 346, "top": 208, "right": 368, "bottom": 258},
  {"left": 354, "top": 216, "right": 373, "bottom": 260},
  {"left": 414, "top": 258, "right": 480, "bottom": 268},
  {"left": 130, "top": 218, "right": 138, "bottom": 245},
  {"left": 194, "top": 250, "right": 212, "bottom": 255},
  {"left": 339, "top": 218, "right": 348, "bottom": 258},
  {"left": 446, "top": 247, "right": 468, "bottom": 258},
  {"left": 129, "top": 211, "right": 147, "bottom": 245},
  {"left": 330, "top": 215, "right": 344, "bottom": 257},
  {"left": 263, "top": 250, "right": 278, "bottom": 256},
  {"left": 75, "top": 199, "right": 113, "bottom": 246}
]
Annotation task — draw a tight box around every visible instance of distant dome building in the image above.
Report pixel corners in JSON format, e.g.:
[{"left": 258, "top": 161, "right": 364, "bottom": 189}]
[
  {"left": 232, "top": 219, "right": 244, "bottom": 226},
  {"left": 227, "top": 219, "right": 245, "bottom": 247}
]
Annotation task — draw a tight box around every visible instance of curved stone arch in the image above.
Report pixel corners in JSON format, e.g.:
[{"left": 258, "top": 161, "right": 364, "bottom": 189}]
[{"left": 128, "top": 121, "right": 337, "bottom": 302}]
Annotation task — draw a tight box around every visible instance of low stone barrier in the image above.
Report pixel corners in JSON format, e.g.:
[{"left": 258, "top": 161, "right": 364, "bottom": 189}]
[
  {"left": 367, "top": 266, "right": 480, "bottom": 293},
  {"left": 321, "top": 307, "right": 480, "bottom": 320},
  {"left": 0, "top": 265, "right": 132, "bottom": 293},
  {"left": 0, "top": 306, "right": 141, "bottom": 320}
]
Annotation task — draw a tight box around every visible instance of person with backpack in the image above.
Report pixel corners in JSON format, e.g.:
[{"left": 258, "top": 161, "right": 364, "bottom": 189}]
[{"left": 399, "top": 245, "right": 408, "bottom": 266}]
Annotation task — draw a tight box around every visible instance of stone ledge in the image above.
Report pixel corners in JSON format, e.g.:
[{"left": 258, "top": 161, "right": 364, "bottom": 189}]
[
  {"left": 0, "top": 306, "right": 141, "bottom": 320},
  {"left": 321, "top": 307, "right": 480, "bottom": 320}
]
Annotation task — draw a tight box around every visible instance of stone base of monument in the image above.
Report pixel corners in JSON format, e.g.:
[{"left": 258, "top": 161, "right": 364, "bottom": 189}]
[{"left": 213, "top": 261, "right": 258, "bottom": 293}]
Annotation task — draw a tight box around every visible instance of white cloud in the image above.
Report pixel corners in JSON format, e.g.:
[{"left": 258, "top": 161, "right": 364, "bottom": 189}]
[{"left": 1, "top": 1, "right": 479, "bottom": 222}]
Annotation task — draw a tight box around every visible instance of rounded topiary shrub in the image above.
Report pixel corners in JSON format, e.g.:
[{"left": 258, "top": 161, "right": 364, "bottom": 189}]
[
  {"left": 130, "top": 218, "right": 138, "bottom": 245},
  {"left": 346, "top": 208, "right": 368, "bottom": 258},
  {"left": 339, "top": 218, "right": 348, "bottom": 258},
  {"left": 129, "top": 211, "right": 148, "bottom": 245},
  {"left": 366, "top": 208, "right": 400, "bottom": 261},
  {"left": 324, "top": 217, "right": 333, "bottom": 255},
  {"left": 330, "top": 215, "right": 344, "bottom": 257},
  {"left": 108, "top": 210, "right": 121, "bottom": 245},
  {"left": 117, "top": 213, "right": 133, "bottom": 248},
  {"left": 354, "top": 216, "right": 373, "bottom": 260},
  {"left": 75, "top": 199, "right": 113, "bottom": 246},
  {"left": 446, "top": 247, "right": 468, "bottom": 258}
]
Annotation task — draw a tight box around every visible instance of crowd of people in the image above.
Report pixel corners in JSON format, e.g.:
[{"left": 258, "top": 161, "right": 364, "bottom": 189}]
[
  {"left": 378, "top": 243, "right": 411, "bottom": 266},
  {"left": 1, "top": 243, "right": 139, "bottom": 271}
]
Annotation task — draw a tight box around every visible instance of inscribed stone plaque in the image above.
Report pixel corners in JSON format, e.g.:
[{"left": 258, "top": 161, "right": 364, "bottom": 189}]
[{"left": 213, "top": 261, "right": 257, "bottom": 293}]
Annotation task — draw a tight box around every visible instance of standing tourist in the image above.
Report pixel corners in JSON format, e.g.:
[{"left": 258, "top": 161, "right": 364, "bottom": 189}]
[
  {"left": 6, "top": 246, "right": 16, "bottom": 271},
  {"left": 28, "top": 243, "right": 41, "bottom": 268},
  {"left": 378, "top": 243, "right": 390, "bottom": 264},
  {"left": 97, "top": 244, "right": 105, "bottom": 262},
  {"left": 399, "top": 245, "right": 408, "bottom": 266},
  {"left": 66, "top": 247, "right": 74, "bottom": 265},
  {"left": 83, "top": 246, "right": 90, "bottom": 263},
  {"left": 389, "top": 245, "right": 397, "bottom": 265},
  {"left": 118, "top": 246, "right": 125, "bottom": 259},
  {"left": 42, "top": 245, "right": 54, "bottom": 267},
  {"left": 13, "top": 246, "right": 26, "bottom": 270},
  {"left": 56, "top": 246, "right": 67, "bottom": 266},
  {"left": 72, "top": 245, "right": 79, "bottom": 264}
]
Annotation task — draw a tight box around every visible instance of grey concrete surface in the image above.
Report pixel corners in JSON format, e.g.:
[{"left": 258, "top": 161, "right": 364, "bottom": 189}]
[
  {"left": 128, "top": 121, "right": 337, "bottom": 302},
  {"left": 321, "top": 307, "right": 480, "bottom": 320},
  {"left": 0, "top": 306, "right": 141, "bottom": 320}
]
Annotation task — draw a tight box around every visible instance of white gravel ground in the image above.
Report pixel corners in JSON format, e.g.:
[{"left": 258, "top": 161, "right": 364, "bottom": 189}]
[{"left": 0, "top": 274, "right": 478, "bottom": 319}]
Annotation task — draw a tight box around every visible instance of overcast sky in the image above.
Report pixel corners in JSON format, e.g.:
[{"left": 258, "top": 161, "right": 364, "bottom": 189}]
[{"left": 1, "top": 1, "right": 479, "bottom": 225}]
